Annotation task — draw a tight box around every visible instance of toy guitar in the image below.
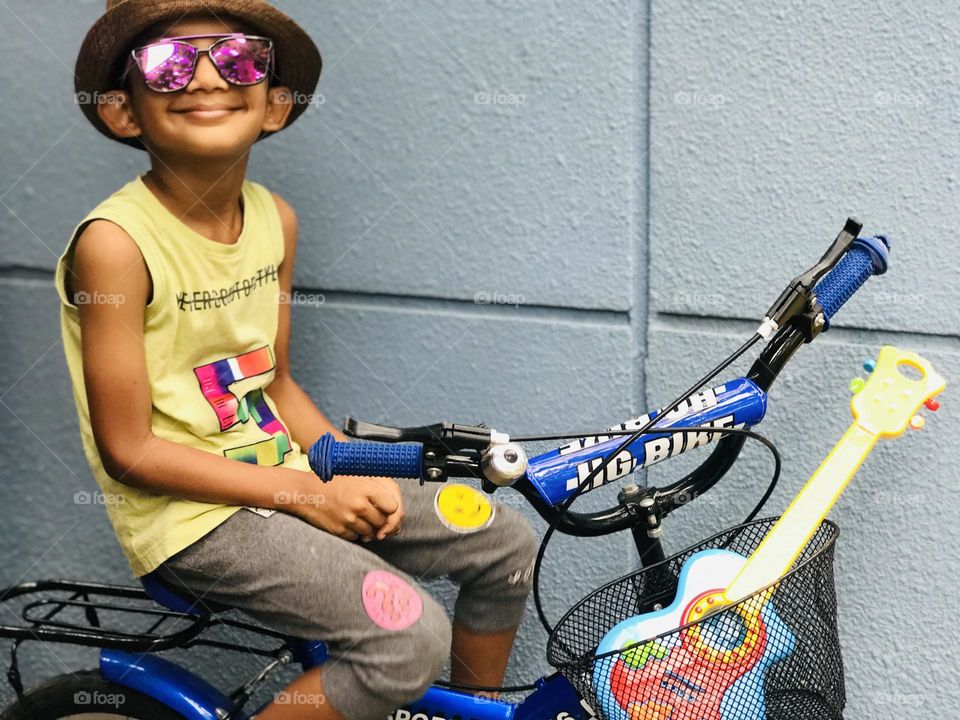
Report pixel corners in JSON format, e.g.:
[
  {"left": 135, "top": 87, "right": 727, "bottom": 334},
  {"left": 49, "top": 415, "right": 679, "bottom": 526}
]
[{"left": 594, "top": 346, "right": 945, "bottom": 720}]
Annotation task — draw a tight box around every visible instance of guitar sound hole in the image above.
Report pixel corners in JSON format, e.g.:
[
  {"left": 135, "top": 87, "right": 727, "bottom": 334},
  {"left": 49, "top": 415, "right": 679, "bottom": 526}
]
[{"left": 700, "top": 613, "right": 748, "bottom": 651}]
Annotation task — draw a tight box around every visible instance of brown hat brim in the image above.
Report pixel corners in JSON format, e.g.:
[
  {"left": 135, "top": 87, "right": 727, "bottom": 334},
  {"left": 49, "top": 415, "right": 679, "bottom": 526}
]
[{"left": 75, "top": 0, "right": 322, "bottom": 150}]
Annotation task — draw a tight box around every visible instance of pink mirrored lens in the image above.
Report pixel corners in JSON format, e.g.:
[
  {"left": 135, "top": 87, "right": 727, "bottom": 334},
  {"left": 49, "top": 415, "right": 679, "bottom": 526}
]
[
  {"left": 134, "top": 36, "right": 271, "bottom": 92},
  {"left": 135, "top": 42, "right": 197, "bottom": 92},
  {"left": 209, "top": 37, "right": 272, "bottom": 85}
]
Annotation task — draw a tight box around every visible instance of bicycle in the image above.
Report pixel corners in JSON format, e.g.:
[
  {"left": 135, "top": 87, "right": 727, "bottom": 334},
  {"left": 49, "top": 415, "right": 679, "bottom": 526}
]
[{"left": 0, "top": 219, "right": 899, "bottom": 719}]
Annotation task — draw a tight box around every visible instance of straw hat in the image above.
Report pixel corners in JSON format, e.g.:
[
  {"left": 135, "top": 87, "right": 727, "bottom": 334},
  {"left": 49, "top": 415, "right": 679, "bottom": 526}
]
[{"left": 74, "top": 0, "right": 322, "bottom": 150}]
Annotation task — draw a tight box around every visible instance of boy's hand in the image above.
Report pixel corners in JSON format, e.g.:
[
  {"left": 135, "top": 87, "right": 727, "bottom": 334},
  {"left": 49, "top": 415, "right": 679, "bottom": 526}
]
[
  {"left": 364, "top": 476, "right": 404, "bottom": 540},
  {"left": 290, "top": 475, "right": 404, "bottom": 542}
]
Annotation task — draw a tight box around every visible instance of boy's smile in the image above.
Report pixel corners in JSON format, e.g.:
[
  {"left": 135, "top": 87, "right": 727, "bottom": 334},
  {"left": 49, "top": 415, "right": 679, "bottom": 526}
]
[
  {"left": 173, "top": 105, "right": 244, "bottom": 121},
  {"left": 170, "top": 98, "right": 247, "bottom": 123}
]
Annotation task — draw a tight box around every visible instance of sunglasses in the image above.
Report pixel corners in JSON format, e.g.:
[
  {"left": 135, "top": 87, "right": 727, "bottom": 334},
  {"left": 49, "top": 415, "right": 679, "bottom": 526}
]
[{"left": 125, "top": 33, "right": 274, "bottom": 93}]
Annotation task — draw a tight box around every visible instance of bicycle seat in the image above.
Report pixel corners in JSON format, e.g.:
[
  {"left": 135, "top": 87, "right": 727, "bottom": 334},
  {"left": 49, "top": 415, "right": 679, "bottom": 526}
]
[{"left": 140, "top": 571, "right": 234, "bottom": 616}]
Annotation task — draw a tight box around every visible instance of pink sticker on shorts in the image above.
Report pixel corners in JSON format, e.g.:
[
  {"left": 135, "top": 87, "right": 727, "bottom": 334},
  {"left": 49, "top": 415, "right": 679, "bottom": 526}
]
[{"left": 361, "top": 570, "right": 423, "bottom": 631}]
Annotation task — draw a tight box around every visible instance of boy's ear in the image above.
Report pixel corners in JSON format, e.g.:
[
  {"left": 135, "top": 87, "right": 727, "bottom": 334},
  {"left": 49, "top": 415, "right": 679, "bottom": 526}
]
[
  {"left": 96, "top": 90, "right": 144, "bottom": 142},
  {"left": 264, "top": 86, "right": 296, "bottom": 133}
]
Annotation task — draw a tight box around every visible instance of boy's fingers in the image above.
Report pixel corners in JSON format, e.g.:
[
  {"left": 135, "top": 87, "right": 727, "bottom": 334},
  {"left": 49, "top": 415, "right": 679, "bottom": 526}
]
[
  {"left": 367, "top": 483, "right": 399, "bottom": 516},
  {"left": 348, "top": 517, "right": 376, "bottom": 539},
  {"left": 356, "top": 503, "right": 388, "bottom": 529},
  {"left": 369, "top": 477, "right": 402, "bottom": 504},
  {"left": 377, "top": 509, "right": 403, "bottom": 539}
]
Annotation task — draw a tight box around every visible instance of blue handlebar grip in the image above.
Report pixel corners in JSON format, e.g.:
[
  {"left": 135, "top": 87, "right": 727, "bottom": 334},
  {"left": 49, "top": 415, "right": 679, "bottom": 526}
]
[
  {"left": 814, "top": 235, "right": 890, "bottom": 325},
  {"left": 307, "top": 433, "right": 424, "bottom": 482}
]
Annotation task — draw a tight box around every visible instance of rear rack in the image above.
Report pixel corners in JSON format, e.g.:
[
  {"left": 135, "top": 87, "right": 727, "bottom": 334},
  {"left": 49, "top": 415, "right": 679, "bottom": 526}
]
[
  {"left": 0, "top": 579, "right": 287, "bottom": 656},
  {"left": 1, "top": 579, "right": 309, "bottom": 708}
]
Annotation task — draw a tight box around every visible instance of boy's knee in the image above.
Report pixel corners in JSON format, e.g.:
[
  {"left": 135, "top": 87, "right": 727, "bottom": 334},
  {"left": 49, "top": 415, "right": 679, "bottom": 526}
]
[
  {"left": 396, "top": 599, "right": 451, "bottom": 700},
  {"left": 495, "top": 505, "right": 538, "bottom": 586},
  {"left": 357, "top": 595, "right": 452, "bottom": 709}
]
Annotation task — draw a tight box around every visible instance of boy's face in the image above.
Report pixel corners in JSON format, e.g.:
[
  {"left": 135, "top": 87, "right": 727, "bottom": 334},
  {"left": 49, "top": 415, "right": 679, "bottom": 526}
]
[{"left": 99, "top": 14, "right": 293, "bottom": 158}]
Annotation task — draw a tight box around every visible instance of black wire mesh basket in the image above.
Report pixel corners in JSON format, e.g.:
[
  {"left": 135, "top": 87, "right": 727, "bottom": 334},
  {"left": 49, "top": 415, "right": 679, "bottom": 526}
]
[{"left": 547, "top": 518, "right": 843, "bottom": 720}]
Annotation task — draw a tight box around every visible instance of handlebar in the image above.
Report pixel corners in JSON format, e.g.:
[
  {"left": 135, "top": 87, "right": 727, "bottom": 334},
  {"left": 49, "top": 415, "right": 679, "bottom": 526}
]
[
  {"left": 308, "top": 433, "right": 423, "bottom": 482},
  {"left": 307, "top": 224, "right": 891, "bottom": 538},
  {"left": 814, "top": 235, "right": 889, "bottom": 323},
  {"left": 306, "top": 432, "right": 646, "bottom": 535}
]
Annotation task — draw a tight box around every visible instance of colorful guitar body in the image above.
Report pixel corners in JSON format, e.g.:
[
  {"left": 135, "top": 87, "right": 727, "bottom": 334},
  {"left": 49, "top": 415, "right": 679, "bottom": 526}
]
[
  {"left": 593, "top": 346, "right": 945, "bottom": 720},
  {"left": 595, "top": 549, "right": 793, "bottom": 720}
]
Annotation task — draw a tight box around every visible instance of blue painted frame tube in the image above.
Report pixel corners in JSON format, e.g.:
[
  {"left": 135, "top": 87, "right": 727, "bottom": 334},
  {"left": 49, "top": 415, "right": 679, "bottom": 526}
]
[
  {"left": 387, "top": 687, "right": 517, "bottom": 720},
  {"left": 100, "top": 647, "right": 594, "bottom": 720},
  {"left": 526, "top": 377, "right": 768, "bottom": 505},
  {"left": 385, "top": 674, "right": 593, "bottom": 720},
  {"left": 100, "top": 649, "right": 240, "bottom": 720},
  {"left": 514, "top": 673, "right": 597, "bottom": 720}
]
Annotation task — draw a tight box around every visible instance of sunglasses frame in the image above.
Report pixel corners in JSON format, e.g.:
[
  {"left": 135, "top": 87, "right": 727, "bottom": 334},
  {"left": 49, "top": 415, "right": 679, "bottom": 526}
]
[{"left": 125, "top": 33, "right": 275, "bottom": 93}]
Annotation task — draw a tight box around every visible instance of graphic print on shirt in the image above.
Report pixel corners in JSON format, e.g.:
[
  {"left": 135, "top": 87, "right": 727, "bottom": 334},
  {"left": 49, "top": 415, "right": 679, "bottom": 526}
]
[{"left": 194, "top": 345, "right": 292, "bottom": 465}]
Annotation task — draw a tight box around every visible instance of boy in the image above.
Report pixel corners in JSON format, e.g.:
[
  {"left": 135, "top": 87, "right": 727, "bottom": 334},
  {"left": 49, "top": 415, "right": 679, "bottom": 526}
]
[{"left": 58, "top": 2, "right": 538, "bottom": 718}]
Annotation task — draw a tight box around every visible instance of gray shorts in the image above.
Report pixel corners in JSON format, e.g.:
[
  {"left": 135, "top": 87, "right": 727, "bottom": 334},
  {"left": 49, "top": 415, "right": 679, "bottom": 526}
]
[{"left": 154, "top": 478, "right": 538, "bottom": 720}]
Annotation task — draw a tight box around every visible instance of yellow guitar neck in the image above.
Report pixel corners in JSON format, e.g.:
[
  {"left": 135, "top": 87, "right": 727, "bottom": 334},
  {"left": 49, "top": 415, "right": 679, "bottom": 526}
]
[{"left": 723, "top": 423, "right": 876, "bottom": 604}]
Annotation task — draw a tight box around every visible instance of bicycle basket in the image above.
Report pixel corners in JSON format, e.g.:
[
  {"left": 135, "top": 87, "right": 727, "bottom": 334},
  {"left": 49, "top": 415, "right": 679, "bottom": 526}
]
[{"left": 547, "top": 518, "right": 843, "bottom": 720}]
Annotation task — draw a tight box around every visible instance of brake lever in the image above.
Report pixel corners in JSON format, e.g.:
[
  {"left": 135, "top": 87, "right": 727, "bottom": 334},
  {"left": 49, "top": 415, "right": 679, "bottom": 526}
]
[
  {"left": 759, "top": 217, "right": 862, "bottom": 340},
  {"left": 343, "top": 417, "right": 504, "bottom": 483},
  {"left": 343, "top": 417, "right": 496, "bottom": 449}
]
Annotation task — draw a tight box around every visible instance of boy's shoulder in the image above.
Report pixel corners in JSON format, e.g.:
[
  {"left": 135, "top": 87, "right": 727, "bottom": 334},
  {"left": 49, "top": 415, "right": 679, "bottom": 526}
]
[
  {"left": 239, "top": 179, "right": 296, "bottom": 231},
  {"left": 69, "top": 178, "right": 148, "bottom": 251},
  {"left": 86, "top": 176, "right": 147, "bottom": 215},
  {"left": 71, "top": 177, "right": 162, "bottom": 241},
  {"left": 268, "top": 190, "right": 297, "bottom": 231},
  {"left": 256, "top": 185, "right": 297, "bottom": 250}
]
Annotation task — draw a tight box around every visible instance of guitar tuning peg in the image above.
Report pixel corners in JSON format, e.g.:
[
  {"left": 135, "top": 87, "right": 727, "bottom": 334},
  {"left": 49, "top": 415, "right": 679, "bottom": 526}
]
[
  {"left": 863, "top": 358, "right": 877, "bottom": 373},
  {"left": 909, "top": 415, "right": 926, "bottom": 430},
  {"left": 849, "top": 377, "right": 866, "bottom": 394},
  {"left": 924, "top": 398, "right": 941, "bottom": 412}
]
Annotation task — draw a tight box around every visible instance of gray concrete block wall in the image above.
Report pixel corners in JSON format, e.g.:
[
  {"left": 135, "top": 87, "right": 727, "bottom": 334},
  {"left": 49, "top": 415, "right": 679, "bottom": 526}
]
[
  {"left": 1, "top": 0, "right": 957, "bottom": 717},
  {"left": 646, "top": 1, "right": 960, "bottom": 717}
]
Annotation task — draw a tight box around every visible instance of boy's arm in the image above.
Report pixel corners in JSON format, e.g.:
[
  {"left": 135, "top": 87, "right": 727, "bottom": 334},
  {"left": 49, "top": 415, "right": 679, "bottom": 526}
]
[
  {"left": 266, "top": 193, "right": 403, "bottom": 541},
  {"left": 266, "top": 191, "right": 346, "bottom": 446},
  {"left": 71, "top": 220, "right": 399, "bottom": 541},
  {"left": 72, "top": 220, "right": 313, "bottom": 508}
]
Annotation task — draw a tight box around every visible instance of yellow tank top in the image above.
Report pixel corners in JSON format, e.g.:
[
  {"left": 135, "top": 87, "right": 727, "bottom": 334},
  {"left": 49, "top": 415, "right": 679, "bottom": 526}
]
[{"left": 55, "top": 175, "right": 312, "bottom": 577}]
